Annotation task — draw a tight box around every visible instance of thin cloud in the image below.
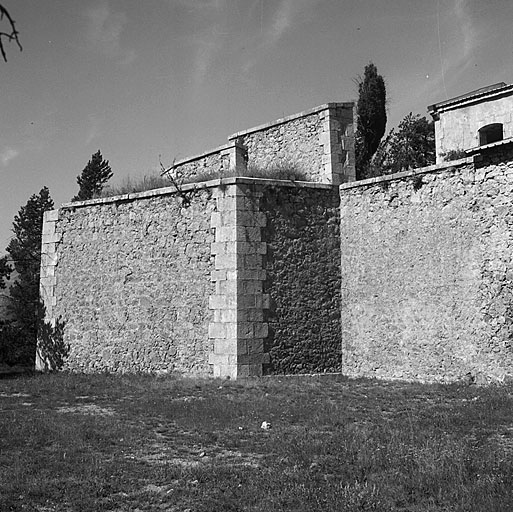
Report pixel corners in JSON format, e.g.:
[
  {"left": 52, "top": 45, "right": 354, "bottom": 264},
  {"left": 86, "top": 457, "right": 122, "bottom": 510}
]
[
  {"left": 454, "top": 0, "right": 478, "bottom": 57},
  {"left": 85, "top": 3, "right": 136, "bottom": 66},
  {"left": 0, "top": 147, "right": 19, "bottom": 166},
  {"left": 265, "top": 0, "right": 319, "bottom": 47},
  {"left": 432, "top": 0, "right": 481, "bottom": 97},
  {"left": 175, "top": 1, "right": 229, "bottom": 88},
  {"left": 267, "top": 0, "right": 295, "bottom": 46},
  {"left": 171, "top": 0, "right": 227, "bottom": 12},
  {"left": 171, "top": 0, "right": 320, "bottom": 84},
  {"left": 85, "top": 113, "right": 105, "bottom": 146},
  {"left": 243, "top": 0, "right": 321, "bottom": 72},
  {"left": 193, "top": 32, "right": 222, "bottom": 86}
]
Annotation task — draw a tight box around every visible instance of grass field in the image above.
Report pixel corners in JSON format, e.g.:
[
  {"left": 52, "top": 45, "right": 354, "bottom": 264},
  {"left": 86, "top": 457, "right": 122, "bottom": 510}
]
[{"left": 1, "top": 373, "right": 513, "bottom": 511}]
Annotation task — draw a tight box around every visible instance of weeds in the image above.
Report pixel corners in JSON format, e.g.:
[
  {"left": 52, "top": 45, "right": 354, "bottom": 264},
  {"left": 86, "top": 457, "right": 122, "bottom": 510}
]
[
  {"left": 1, "top": 374, "right": 513, "bottom": 511},
  {"left": 441, "top": 149, "right": 468, "bottom": 162},
  {"left": 96, "top": 161, "right": 310, "bottom": 199},
  {"left": 183, "top": 161, "right": 309, "bottom": 184},
  {"left": 95, "top": 174, "right": 172, "bottom": 198}
]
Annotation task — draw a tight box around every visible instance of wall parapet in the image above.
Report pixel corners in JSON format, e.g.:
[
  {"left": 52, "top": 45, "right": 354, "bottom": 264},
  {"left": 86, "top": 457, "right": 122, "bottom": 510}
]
[
  {"left": 169, "top": 140, "right": 248, "bottom": 181},
  {"left": 162, "top": 102, "right": 355, "bottom": 186},
  {"left": 62, "top": 177, "right": 336, "bottom": 210},
  {"left": 339, "top": 156, "right": 477, "bottom": 190},
  {"left": 228, "top": 102, "right": 354, "bottom": 139}
]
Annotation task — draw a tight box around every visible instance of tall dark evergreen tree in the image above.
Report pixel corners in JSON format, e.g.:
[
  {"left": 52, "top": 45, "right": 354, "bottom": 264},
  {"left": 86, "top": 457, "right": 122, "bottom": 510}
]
[
  {"left": 355, "top": 62, "right": 387, "bottom": 180},
  {"left": 72, "top": 150, "right": 113, "bottom": 201},
  {"left": 0, "top": 187, "right": 54, "bottom": 365}
]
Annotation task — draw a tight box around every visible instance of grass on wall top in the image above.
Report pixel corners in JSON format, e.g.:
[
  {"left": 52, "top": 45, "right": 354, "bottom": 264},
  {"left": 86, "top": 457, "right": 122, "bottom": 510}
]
[{"left": 96, "top": 163, "right": 310, "bottom": 199}]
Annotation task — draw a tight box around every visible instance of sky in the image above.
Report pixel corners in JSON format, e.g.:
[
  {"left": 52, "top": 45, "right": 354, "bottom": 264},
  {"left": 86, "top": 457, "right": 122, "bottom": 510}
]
[{"left": 1, "top": 0, "right": 513, "bottom": 252}]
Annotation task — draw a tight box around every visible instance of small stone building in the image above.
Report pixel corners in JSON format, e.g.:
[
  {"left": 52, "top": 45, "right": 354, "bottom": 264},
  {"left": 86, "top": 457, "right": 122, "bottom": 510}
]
[{"left": 428, "top": 82, "right": 513, "bottom": 163}]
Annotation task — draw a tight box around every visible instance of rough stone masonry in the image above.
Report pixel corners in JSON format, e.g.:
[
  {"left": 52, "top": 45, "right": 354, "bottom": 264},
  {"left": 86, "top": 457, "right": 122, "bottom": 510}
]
[
  {"left": 39, "top": 186, "right": 216, "bottom": 375},
  {"left": 39, "top": 93, "right": 513, "bottom": 383},
  {"left": 39, "top": 178, "right": 342, "bottom": 378},
  {"left": 340, "top": 146, "right": 513, "bottom": 383}
]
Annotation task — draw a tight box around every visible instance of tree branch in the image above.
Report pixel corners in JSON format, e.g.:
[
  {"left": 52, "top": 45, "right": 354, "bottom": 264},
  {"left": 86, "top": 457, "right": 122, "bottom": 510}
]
[
  {"left": 159, "top": 157, "right": 191, "bottom": 207},
  {"left": 0, "top": 4, "right": 22, "bottom": 62}
]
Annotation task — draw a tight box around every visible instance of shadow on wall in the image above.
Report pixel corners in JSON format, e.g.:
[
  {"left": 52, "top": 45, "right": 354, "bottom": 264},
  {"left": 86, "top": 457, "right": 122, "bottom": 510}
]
[
  {"left": 260, "top": 186, "right": 342, "bottom": 374},
  {"left": 37, "top": 302, "right": 68, "bottom": 372}
]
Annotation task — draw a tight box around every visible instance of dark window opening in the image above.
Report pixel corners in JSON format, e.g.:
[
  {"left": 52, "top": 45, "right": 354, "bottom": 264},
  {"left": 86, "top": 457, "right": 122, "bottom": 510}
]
[{"left": 479, "top": 123, "right": 503, "bottom": 146}]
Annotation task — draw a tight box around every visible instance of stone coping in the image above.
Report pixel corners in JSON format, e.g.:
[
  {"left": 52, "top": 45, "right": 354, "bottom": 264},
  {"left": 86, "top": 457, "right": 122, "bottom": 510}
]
[
  {"left": 465, "top": 137, "right": 513, "bottom": 155},
  {"left": 228, "top": 102, "right": 354, "bottom": 140},
  {"left": 339, "top": 156, "right": 476, "bottom": 191},
  {"left": 166, "top": 140, "right": 241, "bottom": 169},
  {"left": 61, "top": 177, "right": 336, "bottom": 209}
]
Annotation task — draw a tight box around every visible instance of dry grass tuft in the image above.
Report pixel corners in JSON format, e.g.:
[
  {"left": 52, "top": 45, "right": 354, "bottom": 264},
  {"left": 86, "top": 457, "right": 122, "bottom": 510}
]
[{"left": 97, "top": 162, "right": 310, "bottom": 198}]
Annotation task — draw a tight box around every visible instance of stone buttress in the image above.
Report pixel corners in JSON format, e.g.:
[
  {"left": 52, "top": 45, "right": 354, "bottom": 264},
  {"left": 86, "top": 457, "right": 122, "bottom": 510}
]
[{"left": 209, "top": 183, "right": 269, "bottom": 378}]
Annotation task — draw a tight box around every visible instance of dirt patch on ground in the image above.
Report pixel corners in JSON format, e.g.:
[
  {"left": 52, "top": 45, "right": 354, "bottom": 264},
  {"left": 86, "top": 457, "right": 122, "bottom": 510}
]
[{"left": 56, "top": 404, "right": 116, "bottom": 416}]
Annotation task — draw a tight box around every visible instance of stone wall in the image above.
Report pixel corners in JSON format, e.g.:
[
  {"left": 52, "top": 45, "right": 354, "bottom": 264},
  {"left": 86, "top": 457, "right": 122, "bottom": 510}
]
[
  {"left": 207, "top": 179, "right": 342, "bottom": 377},
  {"left": 39, "top": 178, "right": 343, "bottom": 377},
  {"left": 229, "top": 103, "right": 354, "bottom": 185},
  {"left": 168, "top": 103, "right": 355, "bottom": 186},
  {"left": 339, "top": 146, "right": 513, "bottom": 383},
  {"left": 260, "top": 186, "right": 341, "bottom": 374},
  {"left": 171, "top": 141, "right": 247, "bottom": 182},
  {"left": 40, "top": 187, "right": 216, "bottom": 374}
]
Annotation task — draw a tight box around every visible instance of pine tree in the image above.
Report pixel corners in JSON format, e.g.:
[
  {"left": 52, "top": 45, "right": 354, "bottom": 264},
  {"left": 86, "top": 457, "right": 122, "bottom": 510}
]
[
  {"left": 0, "top": 187, "right": 54, "bottom": 365},
  {"left": 72, "top": 150, "right": 113, "bottom": 201},
  {"left": 355, "top": 62, "right": 387, "bottom": 180}
]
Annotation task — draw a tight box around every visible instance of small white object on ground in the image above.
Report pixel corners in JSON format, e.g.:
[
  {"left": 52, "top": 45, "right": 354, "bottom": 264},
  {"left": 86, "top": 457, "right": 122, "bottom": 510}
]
[{"left": 260, "top": 421, "right": 271, "bottom": 430}]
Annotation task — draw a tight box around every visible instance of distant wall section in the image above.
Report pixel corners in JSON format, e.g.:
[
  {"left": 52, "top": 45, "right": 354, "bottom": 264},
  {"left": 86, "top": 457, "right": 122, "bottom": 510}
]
[
  {"left": 170, "top": 141, "right": 247, "bottom": 183},
  {"left": 340, "top": 147, "right": 513, "bottom": 383},
  {"left": 170, "top": 103, "right": 355, "bottom": 185},
  {"left": 229, "top": 103, "right": 355, "bottom": 185}
]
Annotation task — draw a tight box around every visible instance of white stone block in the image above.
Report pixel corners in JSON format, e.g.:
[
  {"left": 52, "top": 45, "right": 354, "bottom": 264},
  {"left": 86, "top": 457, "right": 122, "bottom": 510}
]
[
  {"left": 42, "top": 222, "right": 56, "bottom": 236},
  {"left": 42, "top": 232, "right": 62, "bottom": 245},
  {"left": 216, "top": 226, "right": 237, "bottom": 242},
  {"left": 45, "top": 209, "right": 59, "bottom": 222}
]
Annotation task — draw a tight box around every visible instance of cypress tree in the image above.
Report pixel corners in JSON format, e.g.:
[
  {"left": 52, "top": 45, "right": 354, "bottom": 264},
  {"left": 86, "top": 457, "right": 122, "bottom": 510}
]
[{"left": 355, "top": 62, "right": 387, "bottom": 180}]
